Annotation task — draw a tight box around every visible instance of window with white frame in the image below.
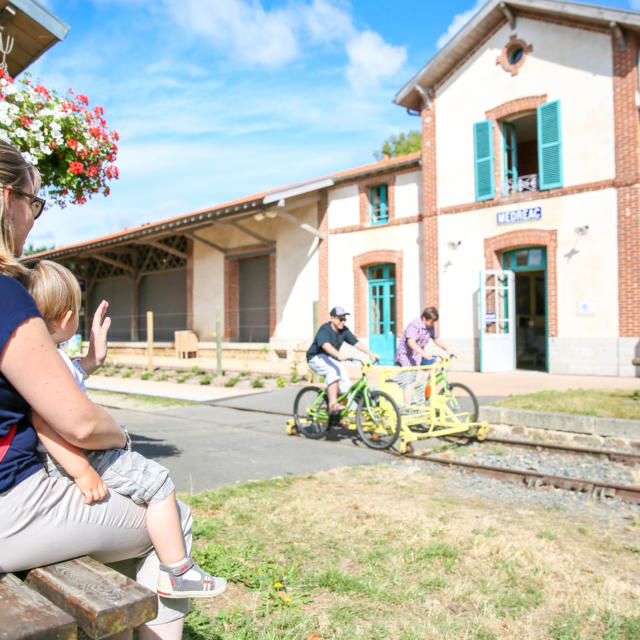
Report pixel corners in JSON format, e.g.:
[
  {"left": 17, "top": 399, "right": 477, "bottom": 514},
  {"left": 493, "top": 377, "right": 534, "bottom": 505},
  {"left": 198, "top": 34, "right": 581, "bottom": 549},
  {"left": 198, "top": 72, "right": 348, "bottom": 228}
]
[
  {"left": 369, "top": 184, "right": 389, "bottom": 224},
  {"left": 473, "top": 100, "right": 563, "bottom": 201}
]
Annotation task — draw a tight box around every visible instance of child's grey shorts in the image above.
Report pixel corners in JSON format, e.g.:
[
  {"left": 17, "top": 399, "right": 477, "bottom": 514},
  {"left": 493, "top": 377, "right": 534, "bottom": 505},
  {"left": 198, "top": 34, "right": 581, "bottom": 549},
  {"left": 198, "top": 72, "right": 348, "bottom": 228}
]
[{"left": 40, "top": 448, "right": 175, "bottom": 506}]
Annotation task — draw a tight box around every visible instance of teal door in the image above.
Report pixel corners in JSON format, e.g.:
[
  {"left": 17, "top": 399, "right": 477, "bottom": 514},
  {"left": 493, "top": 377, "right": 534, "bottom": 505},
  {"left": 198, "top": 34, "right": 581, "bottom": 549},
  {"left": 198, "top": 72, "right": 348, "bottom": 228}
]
[{"left": 368, "top": 264, "right": 396, "bottom": 365}]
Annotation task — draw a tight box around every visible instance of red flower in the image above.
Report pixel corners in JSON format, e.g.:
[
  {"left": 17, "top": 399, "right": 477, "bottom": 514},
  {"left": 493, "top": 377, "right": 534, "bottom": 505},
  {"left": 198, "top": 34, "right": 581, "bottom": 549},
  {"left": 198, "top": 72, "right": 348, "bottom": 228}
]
[
  {"left": 68, "top": 161, "right": 84, "bottom": 175},
  {"left": 94, "top": 105, "right": 104, "bottom": 116},
  {"left": 87, "top": 166, "right": 98, "bottom": 177},
  {"left": 19, "top": 116, "right": 32, "bottom": 128},
  {"left": 76, "top": 94, "right": 89, "bottom": 105},
  {"left": 67, "top": 138, "right": 78, "bottom": 150}
]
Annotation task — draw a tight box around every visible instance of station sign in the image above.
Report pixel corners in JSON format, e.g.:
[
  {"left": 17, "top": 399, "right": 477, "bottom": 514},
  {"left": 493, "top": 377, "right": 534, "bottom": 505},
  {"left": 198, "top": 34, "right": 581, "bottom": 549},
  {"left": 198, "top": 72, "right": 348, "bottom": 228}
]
[{"left": 496, "top": 206, "right": 542, "bottom": 226}]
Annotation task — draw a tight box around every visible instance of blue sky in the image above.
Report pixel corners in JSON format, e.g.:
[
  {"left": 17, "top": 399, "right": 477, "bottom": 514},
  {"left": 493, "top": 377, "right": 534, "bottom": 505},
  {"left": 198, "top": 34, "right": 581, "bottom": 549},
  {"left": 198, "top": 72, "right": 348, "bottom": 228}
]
[{"left": 27, "top": 0, "right": 637, "bottom": 249}]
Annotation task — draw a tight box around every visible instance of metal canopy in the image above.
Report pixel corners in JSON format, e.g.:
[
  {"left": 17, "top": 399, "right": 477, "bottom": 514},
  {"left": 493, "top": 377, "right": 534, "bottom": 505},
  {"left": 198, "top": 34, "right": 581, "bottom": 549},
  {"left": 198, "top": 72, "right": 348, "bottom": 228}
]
[{"left": 1, "top": 0, "right": 69, "bottom": 77}]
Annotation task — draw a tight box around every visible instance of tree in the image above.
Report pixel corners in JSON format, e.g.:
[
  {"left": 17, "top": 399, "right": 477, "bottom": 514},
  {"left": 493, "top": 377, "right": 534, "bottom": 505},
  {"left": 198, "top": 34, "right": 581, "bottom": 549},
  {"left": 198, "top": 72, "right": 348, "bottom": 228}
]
[
  {"left": 0, "top": 71, "right": 119, "bottom": 208},
  {"left": 374, "top": 130, "right": 422, "bottom": 160},
  {"left": 23, "top": 243, "right": 55, "bottom": 256}
]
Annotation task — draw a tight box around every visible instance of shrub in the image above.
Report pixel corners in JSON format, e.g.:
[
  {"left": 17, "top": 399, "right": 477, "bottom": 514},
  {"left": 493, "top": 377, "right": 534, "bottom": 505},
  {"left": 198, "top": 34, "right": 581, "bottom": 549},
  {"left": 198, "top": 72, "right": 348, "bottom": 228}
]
[
  {"left": 276, "top": 376, "right": 287, "bottom": 388},
  {"left": 225, "top": 377, "right": 240, "bottom": 388},
  {"left": 251, "top": 378, "right": 264, "bottom": 388}
]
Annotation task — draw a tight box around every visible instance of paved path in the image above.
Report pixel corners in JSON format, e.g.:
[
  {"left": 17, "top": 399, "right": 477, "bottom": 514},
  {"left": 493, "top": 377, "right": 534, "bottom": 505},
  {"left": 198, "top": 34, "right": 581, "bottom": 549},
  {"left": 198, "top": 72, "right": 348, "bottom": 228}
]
[{"left": 109, "top": 394, "right": 383, "bottom": 494}]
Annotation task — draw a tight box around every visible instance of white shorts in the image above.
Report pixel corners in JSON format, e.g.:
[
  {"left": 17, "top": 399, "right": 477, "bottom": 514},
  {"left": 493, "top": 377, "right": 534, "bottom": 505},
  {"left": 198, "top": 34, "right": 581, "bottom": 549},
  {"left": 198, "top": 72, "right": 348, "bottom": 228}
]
[{"left": 308, "top": 354, "right": 351, "bottom": 394}]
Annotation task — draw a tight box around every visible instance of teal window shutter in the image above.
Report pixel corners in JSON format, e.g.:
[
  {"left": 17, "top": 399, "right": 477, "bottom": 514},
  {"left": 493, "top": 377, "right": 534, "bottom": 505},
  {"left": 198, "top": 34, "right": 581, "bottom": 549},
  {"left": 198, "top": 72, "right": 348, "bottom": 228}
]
[
  {"left": 473, "top": 120, "right": 494, "bottom": 201},
  {"left": 537, "top": 100, "right": 563, "bottom": 190}
]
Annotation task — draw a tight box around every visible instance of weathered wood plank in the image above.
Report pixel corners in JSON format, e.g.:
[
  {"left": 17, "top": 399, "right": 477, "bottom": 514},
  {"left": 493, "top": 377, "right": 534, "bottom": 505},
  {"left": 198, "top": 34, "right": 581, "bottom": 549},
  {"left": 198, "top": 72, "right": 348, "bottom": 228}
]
[
  {"left": 25, "top": 557, "right": 157, "bottom": 640},
  {"left": 0, "top": 573, "right": 76, "bottom": 640}
]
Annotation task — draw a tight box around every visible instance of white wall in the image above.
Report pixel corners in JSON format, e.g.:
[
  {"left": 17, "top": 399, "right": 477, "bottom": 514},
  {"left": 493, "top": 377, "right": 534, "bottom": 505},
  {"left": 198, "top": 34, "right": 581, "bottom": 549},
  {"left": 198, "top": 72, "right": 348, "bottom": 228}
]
[
  {"left": 192, "top": 230, "right": 225, "bottom": 339},
  {"left": 395, "top": 170, "right": 422, "bottom": 218},
  {"left": 273, "top": 203, "right": 320, "bottom": 344},
  {"left": 328, "top": 184, "right": 359, "bottom": 229},
  {"left": 436, "top": 18, "right": 615, "bottom": 208},
  {"left": 437, "top": 189, "right": 619, "bottom": 372}
]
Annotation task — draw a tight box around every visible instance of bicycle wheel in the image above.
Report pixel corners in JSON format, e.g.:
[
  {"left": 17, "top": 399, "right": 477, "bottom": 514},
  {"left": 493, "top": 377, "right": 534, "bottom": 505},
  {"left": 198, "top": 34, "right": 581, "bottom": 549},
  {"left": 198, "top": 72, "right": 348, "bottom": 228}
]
[
  {"left": 356, "top": 390, "right": 401, "bottom": 449},
  {"left": 293, "top": 386, "right": 329, "bottom": 439},
  {"left": 439, "top": 382, "right": 479, "bottom": 422}
]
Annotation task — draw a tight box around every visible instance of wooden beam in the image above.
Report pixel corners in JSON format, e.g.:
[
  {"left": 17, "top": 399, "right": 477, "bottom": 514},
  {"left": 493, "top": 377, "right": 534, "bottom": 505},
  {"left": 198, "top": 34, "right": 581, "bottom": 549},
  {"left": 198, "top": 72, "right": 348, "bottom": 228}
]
[
  {"left": 224, "top": 220, "right": 273, "bottom": 245},
  {"left": 275, "top": 209, "right": 326, "bottom": 240},
  {"left": 184, "top": 231, "right": 226, "bottom": 253},
  {"left": 143, "top": 240, "right": 189, "bottom": 261},
  {"left": 90, "top": 253, "right": 135, "bottom": 273}
]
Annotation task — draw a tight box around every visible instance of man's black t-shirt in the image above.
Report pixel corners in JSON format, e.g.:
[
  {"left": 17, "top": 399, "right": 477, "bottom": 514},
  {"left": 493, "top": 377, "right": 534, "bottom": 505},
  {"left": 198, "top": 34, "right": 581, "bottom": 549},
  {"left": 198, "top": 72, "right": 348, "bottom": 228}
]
[{"left": 306, "top": 321, "right": 358, "bottom": 361}]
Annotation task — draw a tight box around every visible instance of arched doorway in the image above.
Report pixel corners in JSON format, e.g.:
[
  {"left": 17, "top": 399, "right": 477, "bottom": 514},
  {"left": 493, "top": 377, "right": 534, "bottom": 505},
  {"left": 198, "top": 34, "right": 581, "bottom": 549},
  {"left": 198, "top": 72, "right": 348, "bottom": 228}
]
[{"left": 502, "top": 247, "right": 548, "bottom": 371}]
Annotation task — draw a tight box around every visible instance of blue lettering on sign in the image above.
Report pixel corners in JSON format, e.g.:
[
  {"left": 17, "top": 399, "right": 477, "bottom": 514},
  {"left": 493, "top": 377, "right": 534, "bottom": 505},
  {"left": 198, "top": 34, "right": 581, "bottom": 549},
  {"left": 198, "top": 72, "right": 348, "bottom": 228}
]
[{"left": 496, "top": 206, "right": 542, "bottom": 225}]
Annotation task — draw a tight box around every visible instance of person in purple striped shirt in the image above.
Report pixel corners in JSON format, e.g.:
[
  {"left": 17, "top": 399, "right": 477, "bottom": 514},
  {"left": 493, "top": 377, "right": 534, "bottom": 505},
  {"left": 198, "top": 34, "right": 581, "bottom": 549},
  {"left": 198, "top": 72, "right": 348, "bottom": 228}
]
[{"left": 395, "top": 307, "right": 450, "bottom": 367}]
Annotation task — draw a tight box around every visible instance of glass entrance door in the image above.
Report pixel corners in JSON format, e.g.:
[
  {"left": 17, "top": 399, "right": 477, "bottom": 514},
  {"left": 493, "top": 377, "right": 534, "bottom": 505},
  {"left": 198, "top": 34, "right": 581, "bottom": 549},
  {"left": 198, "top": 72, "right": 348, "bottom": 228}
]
[{"left": 368, "top": 264, "right": 396, "bottom": 365}]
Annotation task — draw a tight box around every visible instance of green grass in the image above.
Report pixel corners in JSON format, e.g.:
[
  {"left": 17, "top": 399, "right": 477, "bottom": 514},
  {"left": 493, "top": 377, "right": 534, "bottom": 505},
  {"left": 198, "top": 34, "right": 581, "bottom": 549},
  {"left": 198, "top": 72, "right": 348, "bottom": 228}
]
[
  {"left": 87, "top": 389, "right": 197, "bottom": 409},
  {"left": 178, "top": 466, "right": 639, "bottom": 640},
  {"left": 491, "top": 389, "right": 640, "bottom": 420}
]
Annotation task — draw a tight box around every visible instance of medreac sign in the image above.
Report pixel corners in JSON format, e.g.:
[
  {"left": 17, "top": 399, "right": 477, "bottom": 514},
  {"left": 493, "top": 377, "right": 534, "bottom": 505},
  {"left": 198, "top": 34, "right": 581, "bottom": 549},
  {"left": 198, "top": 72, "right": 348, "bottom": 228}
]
[{"left": 496, "top": 206, "right": 542, "bottom": 226}]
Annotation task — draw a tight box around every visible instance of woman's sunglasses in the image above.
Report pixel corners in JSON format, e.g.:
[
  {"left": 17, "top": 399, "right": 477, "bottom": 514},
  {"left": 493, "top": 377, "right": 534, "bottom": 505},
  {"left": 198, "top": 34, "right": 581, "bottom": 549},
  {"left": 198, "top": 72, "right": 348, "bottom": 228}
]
[{"left": 10, "top": 187, "right": 45, "bottom": 220}]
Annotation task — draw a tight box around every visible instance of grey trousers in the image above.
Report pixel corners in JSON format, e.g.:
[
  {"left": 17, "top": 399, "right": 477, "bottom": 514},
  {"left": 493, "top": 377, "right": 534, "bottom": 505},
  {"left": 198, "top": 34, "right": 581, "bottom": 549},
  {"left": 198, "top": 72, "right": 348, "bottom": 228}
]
[
  {"left": 0, "top": 468, "right": 191, "bottom": 625},
  {"left": 39, "top": 446, "right": 175, "bottom": 506}
]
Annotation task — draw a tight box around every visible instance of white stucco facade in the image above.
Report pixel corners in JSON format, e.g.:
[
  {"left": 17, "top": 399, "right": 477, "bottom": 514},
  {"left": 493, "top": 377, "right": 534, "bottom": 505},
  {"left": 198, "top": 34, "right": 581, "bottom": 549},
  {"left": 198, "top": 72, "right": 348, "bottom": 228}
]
[{"left": 436, "top": 19, "right": 616, "bottom": 209}]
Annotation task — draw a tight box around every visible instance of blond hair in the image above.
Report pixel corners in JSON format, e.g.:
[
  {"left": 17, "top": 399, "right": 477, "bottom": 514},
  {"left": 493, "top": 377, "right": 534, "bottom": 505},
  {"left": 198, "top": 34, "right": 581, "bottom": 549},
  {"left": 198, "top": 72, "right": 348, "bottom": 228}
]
[
  {"left": 23, "top": 259, "right": 81, "bottom": 330},
  {"left": 0, "top": 140, "right": 41, "bottom": 276}
]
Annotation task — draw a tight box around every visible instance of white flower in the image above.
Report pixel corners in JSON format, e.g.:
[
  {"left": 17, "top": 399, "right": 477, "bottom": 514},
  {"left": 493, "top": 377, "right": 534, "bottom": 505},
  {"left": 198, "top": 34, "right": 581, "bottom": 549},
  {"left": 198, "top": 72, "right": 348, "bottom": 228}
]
[
  {"left": 13, "top": 92, "right": 23, "bottom": 102},
  {"left": 13, "top": 127, "right": 26, "bottom": 138},
  {"left": 39, "top": 143, "right": 51, "bottom": 155},
  {"left": 21, "top": 151, "right": 37, "bottom": 164},
  {"left": 0, "top": 129, "right": 9, "bottom": 142}
]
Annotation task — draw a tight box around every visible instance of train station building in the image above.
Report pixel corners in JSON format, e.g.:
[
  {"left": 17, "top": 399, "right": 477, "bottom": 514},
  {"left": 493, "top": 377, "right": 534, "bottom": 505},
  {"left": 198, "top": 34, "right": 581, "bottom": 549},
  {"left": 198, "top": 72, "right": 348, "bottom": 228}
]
[{"left": 35, "top": 0, "right": 639, "bottom": 377}]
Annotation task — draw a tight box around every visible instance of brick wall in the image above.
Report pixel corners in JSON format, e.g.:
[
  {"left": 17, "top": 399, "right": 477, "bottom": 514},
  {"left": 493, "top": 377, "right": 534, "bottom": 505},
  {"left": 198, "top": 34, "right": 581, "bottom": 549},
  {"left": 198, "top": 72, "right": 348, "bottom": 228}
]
[
  {"left": 422, "top": 98, "right": 439, "bottom": 309},
  {"left": 612, "top": 31, "right": 640, "bottom": 337},
  {"left": 358, "top": 173, "right": 396, "bottom": 225}
]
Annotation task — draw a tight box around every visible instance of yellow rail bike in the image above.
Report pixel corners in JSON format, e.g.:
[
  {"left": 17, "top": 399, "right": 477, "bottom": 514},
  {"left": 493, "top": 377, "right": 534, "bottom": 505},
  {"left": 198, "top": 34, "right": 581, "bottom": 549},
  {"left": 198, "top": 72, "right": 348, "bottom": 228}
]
[
  {"left": 378, "top": 355, "right": 489, "bottom": 454},
  {"left": 288, "top": 359, "right": 401, "bottom": 450}
]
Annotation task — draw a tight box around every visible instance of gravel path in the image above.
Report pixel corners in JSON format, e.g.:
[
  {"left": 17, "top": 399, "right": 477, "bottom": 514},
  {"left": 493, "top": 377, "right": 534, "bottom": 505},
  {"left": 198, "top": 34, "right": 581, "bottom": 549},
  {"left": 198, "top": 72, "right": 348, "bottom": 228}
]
[{"left": 392, "top": 449, "right": 640, "bottom": 535}]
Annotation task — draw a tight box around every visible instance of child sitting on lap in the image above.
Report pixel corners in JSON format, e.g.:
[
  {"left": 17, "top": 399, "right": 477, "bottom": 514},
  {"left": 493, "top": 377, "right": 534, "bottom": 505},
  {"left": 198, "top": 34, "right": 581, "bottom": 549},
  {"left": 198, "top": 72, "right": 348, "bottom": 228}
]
[{"left": 23, "top": 259, "right": 226, "bottom": 600}]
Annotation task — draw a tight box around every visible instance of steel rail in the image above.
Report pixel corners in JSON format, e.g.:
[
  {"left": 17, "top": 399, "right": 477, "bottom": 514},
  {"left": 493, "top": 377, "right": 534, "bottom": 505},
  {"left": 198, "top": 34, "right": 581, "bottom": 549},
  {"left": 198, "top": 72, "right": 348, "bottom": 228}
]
[
  {"left": 447, "top": 435, "right": 640, "bottom": 465},
  {"left": 400, "top": 451, "right": 640, "bottom": 504}
]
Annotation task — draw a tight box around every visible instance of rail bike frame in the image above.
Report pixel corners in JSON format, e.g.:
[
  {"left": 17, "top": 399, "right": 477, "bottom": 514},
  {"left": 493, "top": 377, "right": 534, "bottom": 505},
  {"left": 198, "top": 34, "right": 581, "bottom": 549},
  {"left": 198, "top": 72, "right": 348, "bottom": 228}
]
[{"left": 378, "top": 360, "right": 489, "bottom": 454}]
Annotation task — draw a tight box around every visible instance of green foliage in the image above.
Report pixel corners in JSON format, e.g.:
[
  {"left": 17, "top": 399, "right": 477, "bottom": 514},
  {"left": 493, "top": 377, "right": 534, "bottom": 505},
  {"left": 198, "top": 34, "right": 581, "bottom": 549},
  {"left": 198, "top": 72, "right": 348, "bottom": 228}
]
[
  {"left": 276, "top": 376, "right": 287, "bottom": 388},
  {"left": 199, "top": 375, "right": 212, "bottom": 385},
  {"left": 290, "top": 365, "right": 299, "bottom": 384},
  {"left": 0, "top": 71, "right": 119, "bottom": 207},
  {"left": 121, "top": 369, "right": 134, "bottom": 378},
  {"left": 23, "top": 243, "right": 55, "bottom": 256},
  {"left": 140, "top": 372, "right": 153, "bottom": 380},
  {"left": 225, "top": 376, "right": 240, "bottom": 387},
  {"left": 374, "top": 130, "right": 422, "bottom": 160},
  {"left": 537, "top": 529, "right": 558, "bottom": 540},
  {"left": 251, "top": 378, "right": 265, "bottom": 388}
]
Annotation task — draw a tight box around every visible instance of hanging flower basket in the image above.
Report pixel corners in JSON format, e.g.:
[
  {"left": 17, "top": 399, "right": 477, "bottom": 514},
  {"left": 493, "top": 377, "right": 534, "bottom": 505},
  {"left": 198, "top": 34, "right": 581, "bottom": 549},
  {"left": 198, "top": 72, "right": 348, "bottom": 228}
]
[{"left": 0, "top": 70, "right": 119, "bottom": 208}]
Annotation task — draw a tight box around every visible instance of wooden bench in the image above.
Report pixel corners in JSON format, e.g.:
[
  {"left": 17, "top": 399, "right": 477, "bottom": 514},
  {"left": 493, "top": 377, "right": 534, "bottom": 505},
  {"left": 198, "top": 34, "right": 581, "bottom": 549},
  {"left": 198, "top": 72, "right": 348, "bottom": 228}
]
[{"left": 1, "top": 555, "right": 157, "bottom": 639}]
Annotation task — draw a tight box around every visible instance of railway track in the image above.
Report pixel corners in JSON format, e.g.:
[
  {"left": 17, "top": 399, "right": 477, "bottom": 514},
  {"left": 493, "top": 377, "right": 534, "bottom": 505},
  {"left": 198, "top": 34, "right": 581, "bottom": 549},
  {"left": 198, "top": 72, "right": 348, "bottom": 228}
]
[
  {"left": 398, "top": 445, "right": 640, "bottom": 504},
  {"left": 96, "top": 397, "right": 640, "bottom": 504}
]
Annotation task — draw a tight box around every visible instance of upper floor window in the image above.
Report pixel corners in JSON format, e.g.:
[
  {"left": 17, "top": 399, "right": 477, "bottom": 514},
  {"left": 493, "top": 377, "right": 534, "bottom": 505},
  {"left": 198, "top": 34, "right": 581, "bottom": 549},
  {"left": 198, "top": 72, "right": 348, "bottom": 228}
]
[
  {"left": 370, "top": 184, "right": 389, "bottom": 224},
  {"left": 473, "top": 100, "right": 563, "bottom": 202}
]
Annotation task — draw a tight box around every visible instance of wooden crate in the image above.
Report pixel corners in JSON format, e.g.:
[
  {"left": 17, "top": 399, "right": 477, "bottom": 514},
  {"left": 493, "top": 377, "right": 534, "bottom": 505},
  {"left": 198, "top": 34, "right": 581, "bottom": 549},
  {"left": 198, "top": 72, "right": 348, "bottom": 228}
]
[{"left": 174, "top": 330, "right": 198, "bottom": 359}]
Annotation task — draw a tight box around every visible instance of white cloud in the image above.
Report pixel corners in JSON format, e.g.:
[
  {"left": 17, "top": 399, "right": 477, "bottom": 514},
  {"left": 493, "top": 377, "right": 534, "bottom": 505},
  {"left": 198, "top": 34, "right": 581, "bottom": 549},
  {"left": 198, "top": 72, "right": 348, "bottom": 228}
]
[
  {"left": 164, "top": 0, "right": 299, "bottom": 68},
  {"left": 345, "top": 31, "right": 407, "bottom": 92},
  {"left": 436, "top": 0, "right": 484, "bottom": 49},
  {"left": 300, "top": 0, "right": 356, "bottom": 45}
]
